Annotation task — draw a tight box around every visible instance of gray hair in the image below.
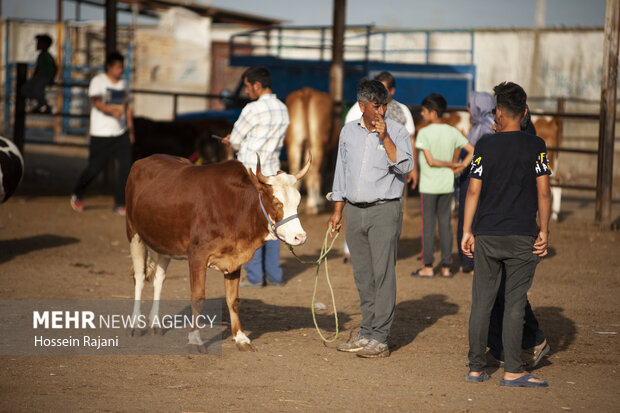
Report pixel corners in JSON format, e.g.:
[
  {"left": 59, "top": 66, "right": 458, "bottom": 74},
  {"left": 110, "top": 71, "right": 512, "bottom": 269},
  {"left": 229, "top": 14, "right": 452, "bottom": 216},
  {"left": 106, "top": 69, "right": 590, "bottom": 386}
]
[{"left": 357, "top": 79, "right": 388, "bottom": 105}]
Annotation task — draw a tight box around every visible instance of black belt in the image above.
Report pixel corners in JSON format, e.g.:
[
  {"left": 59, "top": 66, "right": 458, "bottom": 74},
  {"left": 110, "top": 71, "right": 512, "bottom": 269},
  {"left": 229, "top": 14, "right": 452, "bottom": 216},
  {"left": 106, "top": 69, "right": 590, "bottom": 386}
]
[{"left": 347, "top": 198, "right": 400, "bottom": 208}]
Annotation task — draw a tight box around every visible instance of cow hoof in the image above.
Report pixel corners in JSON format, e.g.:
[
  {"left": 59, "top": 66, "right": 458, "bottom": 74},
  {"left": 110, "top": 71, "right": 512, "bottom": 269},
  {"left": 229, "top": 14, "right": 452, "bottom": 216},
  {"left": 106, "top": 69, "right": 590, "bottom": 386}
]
[
  {"left": 149, "top": 326, "right": 163, "bottom": 336},
  {"left": 127, "top": 328, "right": 143, "bottom": 337},
  {"left": 236, "top": 342, "right": 256, "bottom": 352}
]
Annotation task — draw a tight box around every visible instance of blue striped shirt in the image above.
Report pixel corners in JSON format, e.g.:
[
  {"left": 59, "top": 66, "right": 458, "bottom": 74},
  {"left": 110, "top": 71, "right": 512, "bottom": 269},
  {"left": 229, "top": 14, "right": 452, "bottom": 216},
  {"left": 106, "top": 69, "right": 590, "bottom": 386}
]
[
  {"left": 328, "top": 118, "right": 414, "bottom": 203},
  {"left": 229, "top": 94, "right": 289, "bottom": 176}
]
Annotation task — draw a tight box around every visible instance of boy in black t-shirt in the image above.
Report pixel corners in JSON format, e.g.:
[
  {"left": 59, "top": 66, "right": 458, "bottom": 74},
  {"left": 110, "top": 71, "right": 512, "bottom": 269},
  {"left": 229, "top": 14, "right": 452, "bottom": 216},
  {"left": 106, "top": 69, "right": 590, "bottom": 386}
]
[{"left": 461, "top": 82, "right": 551, "bottom": 388}]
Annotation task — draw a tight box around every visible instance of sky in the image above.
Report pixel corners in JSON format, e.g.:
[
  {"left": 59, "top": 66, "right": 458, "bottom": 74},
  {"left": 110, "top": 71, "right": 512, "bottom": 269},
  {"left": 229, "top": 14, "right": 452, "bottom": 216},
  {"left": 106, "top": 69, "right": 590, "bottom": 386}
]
[{"left": 1, "top": 0, "right": 607, "bottom": 29}]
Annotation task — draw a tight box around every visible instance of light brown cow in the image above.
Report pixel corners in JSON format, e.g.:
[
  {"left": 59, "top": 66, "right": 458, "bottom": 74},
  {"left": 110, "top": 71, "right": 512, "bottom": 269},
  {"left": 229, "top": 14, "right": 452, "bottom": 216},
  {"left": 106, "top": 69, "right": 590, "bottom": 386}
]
[
  {"left": 126, "top": 153, "right": 311, "bottom": 351},
  {"left": 531, "top": 115, "right": 562, "bottom": 220},
  {"left": 285, "top": 88, "right": 339, "bottom": 214}
]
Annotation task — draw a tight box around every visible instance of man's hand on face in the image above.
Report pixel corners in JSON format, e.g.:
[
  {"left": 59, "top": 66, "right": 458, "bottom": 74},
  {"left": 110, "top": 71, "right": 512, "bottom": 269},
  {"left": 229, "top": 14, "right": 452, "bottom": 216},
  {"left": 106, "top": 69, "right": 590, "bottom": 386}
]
[{"left": 372, "top": 114, "right": 387, "bottom": 140}]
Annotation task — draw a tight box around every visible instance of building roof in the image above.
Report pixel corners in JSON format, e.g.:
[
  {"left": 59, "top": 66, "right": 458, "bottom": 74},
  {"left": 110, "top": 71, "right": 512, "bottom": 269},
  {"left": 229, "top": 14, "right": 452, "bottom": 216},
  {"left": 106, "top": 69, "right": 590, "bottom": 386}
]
[{"left": 75, "top": 0, "right": 283, "bottom": 26}]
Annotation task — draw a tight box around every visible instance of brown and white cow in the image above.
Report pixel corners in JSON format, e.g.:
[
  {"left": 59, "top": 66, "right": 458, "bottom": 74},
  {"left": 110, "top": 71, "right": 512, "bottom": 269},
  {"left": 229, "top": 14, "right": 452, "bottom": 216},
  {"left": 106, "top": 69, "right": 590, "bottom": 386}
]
[
  {"left": 285, "top": 88, "right": 339, "bottom": 214},
  {"left": 531, "top": 115, "right": 562, "bottom": 221},
  {"left": 413, "top": 110, "right": 470, "bottom": 137},
  {"left": 126, "top": 153, "right": 311, "bottom": 351}
]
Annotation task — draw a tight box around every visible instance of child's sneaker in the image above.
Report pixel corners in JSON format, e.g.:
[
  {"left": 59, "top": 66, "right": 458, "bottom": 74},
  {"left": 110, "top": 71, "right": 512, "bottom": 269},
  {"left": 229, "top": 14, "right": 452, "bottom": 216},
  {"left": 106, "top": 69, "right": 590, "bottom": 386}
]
[{"left": 70, "top": 195, "right": 83, "bottom": 212}]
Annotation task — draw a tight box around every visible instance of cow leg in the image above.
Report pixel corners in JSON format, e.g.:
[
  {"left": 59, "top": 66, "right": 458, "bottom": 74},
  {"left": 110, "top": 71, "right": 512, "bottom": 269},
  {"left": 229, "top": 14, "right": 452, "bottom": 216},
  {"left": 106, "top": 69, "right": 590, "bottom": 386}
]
[
  {"left": 305, "top": 147, "right": 324, "bottom": 215},
  {"left": 306, "top": 99, "right": 327, "bottom": 214},
  {"left": 551, "top": 186, "right": 562, "bottom": 221},
  {"left": 287, "top": 140, "right": 303, "bottom": 183},
  {"left": 225, "top": 270, "right": 255, "bottom": 352},
  {"left": 187, "top": 254, "right": 208, "bottom": 351},
  {"left": 148, "top": 255, "right": 171, "bottom": 335},
  {"left": 129, "top": 234, "right": 146, "bottom": 336}
]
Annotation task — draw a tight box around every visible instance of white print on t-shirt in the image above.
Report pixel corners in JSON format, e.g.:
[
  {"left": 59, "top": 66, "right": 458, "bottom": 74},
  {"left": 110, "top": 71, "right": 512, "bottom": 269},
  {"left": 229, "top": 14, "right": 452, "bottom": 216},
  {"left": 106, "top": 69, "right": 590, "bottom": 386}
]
[
  {"left": 470, "top": 156, "right": 483, "bottom": 178},
  {"left": 535, "top": 152, "right": 551, "bottom": 175}
]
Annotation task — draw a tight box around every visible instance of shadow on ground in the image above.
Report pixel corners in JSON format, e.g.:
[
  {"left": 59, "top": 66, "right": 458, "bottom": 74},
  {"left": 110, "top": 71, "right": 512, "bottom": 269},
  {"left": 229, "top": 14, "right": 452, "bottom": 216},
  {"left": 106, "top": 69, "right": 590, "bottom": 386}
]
[
  {"left": 535, "top": 306, "right": 577, "bottom": 354},
  {"left": 0, "top": 234, "right": 80, "bottom": 264},
  {"left": 219, "top": 298, "right": 351, "bottom": 342},
  {"left": 390, "top": 294, "right": 459, "bottom": 352}
]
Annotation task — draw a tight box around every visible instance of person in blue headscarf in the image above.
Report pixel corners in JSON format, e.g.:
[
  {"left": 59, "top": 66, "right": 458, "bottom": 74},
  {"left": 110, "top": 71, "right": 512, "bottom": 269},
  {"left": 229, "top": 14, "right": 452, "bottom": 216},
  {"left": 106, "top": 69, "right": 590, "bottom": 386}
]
[{"left": 456, "top": 91, "right": 496, "bottom": 273}]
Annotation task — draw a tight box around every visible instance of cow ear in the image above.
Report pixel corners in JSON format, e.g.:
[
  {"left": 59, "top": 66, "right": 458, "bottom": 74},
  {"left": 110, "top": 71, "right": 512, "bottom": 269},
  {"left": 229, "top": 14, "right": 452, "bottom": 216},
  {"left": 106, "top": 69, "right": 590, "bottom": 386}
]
[{"left": 247, "top": 168, "right": 263, "bottom": 191}]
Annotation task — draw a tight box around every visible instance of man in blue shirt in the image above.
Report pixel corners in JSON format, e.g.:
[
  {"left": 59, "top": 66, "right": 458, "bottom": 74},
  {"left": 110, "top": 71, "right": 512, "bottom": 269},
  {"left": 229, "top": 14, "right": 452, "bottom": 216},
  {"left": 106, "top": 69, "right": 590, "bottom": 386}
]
[{"left": 328, "top": 79, "right": 413, "bottom": 358}]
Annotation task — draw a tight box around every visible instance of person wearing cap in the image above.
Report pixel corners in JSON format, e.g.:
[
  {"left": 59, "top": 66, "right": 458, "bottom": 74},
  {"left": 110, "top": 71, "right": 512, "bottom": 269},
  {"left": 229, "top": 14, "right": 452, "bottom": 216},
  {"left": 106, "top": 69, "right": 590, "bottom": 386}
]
[{"left": 21, "top": 34, "right": 57, "bottom": 113}]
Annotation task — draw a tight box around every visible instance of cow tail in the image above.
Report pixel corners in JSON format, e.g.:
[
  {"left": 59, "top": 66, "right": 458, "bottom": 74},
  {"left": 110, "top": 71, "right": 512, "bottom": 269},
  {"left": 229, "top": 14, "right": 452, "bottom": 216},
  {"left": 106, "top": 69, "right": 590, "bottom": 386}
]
[{"left": 145, "top": 250, "right": 157, "bottom": 282}]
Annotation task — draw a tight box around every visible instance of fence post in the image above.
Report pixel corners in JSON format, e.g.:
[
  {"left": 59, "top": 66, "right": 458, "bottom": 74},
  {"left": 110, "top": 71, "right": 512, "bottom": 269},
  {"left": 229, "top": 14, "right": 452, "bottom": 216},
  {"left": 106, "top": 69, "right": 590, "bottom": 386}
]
[
  {"left": 13, "top": 63, "right": 27, "bottom": 152},
  {"left": 596, "top": 0, "right": 619, "bottom": 226}
]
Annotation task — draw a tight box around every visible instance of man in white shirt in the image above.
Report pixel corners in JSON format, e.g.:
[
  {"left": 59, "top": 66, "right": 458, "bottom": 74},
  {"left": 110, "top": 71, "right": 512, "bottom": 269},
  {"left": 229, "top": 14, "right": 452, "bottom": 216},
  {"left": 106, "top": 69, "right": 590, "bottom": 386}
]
[
  {"left": 222, "top": 67, "right": 290, "bottom": 287},
  {"left": 71, "top": 51, "right": 134, "bottom": 215}
]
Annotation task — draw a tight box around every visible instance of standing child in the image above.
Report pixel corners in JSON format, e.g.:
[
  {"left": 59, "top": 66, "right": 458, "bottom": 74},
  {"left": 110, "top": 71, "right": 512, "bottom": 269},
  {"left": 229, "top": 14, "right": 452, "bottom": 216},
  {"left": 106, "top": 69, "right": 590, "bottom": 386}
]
[
  {"left": 412, "top": 93, "right": 474, "bottom": 278},
  {"left": 462, "top": 82, "right": 551, "bottom": 387}
]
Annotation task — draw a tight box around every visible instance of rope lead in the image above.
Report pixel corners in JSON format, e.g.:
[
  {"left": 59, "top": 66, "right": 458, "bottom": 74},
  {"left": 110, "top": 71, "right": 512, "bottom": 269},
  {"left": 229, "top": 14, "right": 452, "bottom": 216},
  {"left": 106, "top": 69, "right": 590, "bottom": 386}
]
[{"left": 286, "top": 227, "right": 339, "bottom": 343}]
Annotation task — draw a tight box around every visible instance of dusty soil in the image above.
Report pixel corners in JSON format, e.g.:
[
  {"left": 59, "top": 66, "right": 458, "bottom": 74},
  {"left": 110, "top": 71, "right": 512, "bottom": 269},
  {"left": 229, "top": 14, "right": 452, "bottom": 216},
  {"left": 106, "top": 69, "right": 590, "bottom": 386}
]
[{"left": 0, "top": 144, "right": 619, "bottom": 412}]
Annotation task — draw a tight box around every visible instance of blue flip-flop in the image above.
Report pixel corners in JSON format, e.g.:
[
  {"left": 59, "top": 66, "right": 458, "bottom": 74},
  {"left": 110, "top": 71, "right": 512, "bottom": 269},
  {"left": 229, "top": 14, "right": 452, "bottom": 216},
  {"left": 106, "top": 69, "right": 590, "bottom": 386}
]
[
  {"left": 500, "top": 374, "right": 548, "bottom": 387},
  {"left": 466, "top": 370, "right": 490, "bottom": 382}
]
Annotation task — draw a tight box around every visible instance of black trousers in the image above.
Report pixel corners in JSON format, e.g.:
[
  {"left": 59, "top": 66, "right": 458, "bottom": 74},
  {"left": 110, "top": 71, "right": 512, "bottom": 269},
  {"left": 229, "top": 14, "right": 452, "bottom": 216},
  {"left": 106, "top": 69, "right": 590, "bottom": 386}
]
[
  {"left": 468, "top": 235, "right": 540, "bottom": 373},
  {"left": 487, "top": 265, "right": 546, "bottom": 361},
  {"left": 72, "top": 132, "right": 132, "bottom": 207}
]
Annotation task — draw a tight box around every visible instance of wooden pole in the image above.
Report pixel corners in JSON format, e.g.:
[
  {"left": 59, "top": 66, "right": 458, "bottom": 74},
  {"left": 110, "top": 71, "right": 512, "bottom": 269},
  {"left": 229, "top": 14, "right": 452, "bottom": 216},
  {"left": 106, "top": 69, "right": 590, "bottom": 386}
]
[
  {"left": 105, "top": 0, "right": 117, "bottom": 57},
  {"left": 329, "top": 0, "right": 345, "bottom": 134},
  {"left": 13, "top": 63, "right": 27, "bottom": 152},
  {"left": 104, "top": 0, "right": 118, "bottom": 188},
  {"left": 55, "top": 0, "right": 63, "bottom": 141},
  {"left": 595, "top": 0, "right": 620, "bottom": 225}
]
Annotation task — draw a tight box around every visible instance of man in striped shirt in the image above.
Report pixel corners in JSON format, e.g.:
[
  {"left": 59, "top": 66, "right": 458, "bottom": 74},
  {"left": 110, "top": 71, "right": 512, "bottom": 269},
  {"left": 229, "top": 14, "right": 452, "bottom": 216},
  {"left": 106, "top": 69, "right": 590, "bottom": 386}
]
[{"left": 223, "top": 67, "right": 290, "bottom": 287}]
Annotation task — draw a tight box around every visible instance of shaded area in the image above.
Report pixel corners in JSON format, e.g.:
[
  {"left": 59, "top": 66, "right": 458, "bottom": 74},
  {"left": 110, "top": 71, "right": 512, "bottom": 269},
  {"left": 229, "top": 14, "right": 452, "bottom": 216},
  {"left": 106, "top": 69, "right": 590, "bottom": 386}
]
[
  {"left": 221, "top": 298, "right": 350, "bottom": 342},
  {"left": 15, "top": 147, "right": 110, "bottom": 197},
  {"left": 0, "top": 234, "right": 80, "bottom": 264},
  {"left": 281, "top": 248, "right": 344, "bottom": 281},
  {"left": 535, "top": 306, "right": 577, "bottom": 354},
  {"left": 390, "top": 294, "right": 459, "bottom": 351},
  {"left": 397, "top": 236, "right": 422, "bottom": 260}
]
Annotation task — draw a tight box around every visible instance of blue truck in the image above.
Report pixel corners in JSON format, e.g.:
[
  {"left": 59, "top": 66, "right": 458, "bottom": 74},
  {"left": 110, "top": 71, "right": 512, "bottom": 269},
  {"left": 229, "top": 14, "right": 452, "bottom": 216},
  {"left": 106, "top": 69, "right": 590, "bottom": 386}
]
[{"left": 178, "top": 25, "right": 476, "bottom": 123}]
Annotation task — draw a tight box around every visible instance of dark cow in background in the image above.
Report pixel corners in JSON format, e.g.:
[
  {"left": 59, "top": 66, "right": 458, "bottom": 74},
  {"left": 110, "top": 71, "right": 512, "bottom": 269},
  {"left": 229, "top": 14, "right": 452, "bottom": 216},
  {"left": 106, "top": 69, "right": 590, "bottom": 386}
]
[
  {"left": 0, "top": 137, "right": 24, "bottom": 204},
  {"left": 126, "top": 153, "right": 311, "bottom": 351},
  {"left": 285, "top": 88, "right": 339, "bottom": 214},
  {"left": 132, "top": 117, "right": 234, "bottom": 164}
]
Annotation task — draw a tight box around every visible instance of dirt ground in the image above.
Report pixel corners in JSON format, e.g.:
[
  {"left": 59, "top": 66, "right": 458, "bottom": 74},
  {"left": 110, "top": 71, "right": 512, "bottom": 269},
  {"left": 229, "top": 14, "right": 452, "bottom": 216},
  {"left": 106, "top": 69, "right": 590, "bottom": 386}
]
[{"left": 0, "top": 144, "right": 619, "bottom": 412}]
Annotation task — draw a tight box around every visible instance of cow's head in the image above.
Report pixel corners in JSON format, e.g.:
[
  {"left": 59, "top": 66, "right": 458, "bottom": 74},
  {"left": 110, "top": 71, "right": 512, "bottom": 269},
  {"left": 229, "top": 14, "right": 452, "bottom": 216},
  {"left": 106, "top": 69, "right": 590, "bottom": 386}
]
[{"left": 249, "top": 153, "right": 311, "bottom": 246}]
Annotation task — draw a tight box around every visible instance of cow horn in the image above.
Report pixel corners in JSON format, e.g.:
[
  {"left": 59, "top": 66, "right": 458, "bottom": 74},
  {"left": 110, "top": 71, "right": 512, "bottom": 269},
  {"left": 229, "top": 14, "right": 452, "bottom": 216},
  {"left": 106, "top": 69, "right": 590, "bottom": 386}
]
[
  {"left": 295, "top": 152, "right": 312, "bottom": 181},
  {"left": 255, "top": 153, "right": 269, "bottom": 184}
]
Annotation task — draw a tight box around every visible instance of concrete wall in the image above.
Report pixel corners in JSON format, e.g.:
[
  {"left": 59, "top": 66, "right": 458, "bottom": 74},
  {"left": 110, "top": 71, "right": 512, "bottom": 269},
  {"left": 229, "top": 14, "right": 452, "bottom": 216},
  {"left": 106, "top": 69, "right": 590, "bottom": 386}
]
[{"left": 133, "top": 7, "right": 212, "bottom": 119}]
